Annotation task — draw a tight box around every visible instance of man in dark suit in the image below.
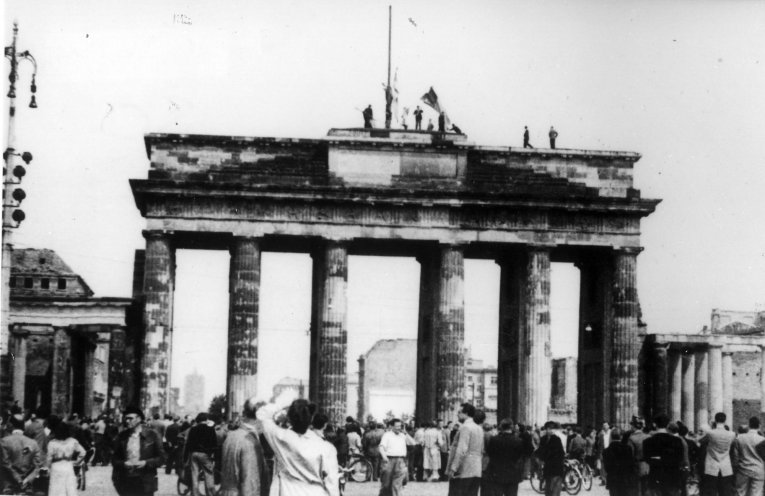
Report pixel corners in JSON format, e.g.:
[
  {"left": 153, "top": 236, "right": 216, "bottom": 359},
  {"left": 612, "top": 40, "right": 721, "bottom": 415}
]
[
  {"left": 112, "top": 407, "right": 166, "bottom": 496},
  {"left": 481, "top": 418, "right": 532, "bottom": 496},
  {"left": 643, "top": 414, "right": 685, "bottom": 496},
  {"left": 536, "top": 421, "right": 566, "bottom": 496}
]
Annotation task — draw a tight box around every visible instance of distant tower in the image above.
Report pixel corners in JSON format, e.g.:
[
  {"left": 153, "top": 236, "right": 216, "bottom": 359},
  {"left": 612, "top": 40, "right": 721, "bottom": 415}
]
[{"left": 184, "top": 369, "right": 206, "bottom": 414}]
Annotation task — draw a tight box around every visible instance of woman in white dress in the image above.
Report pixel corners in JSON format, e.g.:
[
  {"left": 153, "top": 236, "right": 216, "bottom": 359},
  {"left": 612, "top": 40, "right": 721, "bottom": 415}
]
[{"left": 46, "top": 421, "right": 86, "bottom": 496}]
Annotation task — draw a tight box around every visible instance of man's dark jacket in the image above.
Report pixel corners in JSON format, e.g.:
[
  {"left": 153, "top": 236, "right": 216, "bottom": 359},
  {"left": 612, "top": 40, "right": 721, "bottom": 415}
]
[
  {"left": 112, "top": 427, "right": 166, "bottom": 494},
  {"left": 536, "top": 434, "right": 565, "bottom": 478},
  {"left": 484, "top": 431, "right": 533, "bottom": 484},
  {"left": 643, "top": 432, "right": 685, "bottom": 489},
  {"left": 185, "top": 423, "right": 218, "bottom": 457}
]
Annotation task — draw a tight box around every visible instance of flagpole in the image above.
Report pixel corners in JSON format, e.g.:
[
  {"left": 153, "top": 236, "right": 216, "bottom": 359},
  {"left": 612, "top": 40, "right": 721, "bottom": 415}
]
[{"left": 384, "top": 5, "right": 392, "bottom": 129}]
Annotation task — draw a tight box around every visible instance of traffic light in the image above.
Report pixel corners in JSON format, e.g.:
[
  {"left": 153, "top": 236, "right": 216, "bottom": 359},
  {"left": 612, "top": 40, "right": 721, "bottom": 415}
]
[{"left": 3, "top": 148, "right": 32, "bottom": 228}]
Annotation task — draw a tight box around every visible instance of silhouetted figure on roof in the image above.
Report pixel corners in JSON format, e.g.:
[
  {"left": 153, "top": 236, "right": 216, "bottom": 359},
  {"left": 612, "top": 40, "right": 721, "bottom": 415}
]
[
  {"left": 450, "top": 124, "right": 462, "bottom": 134},
  {"left": 438, "top": 112, "right": 446, "bottom": 132},
  {"left": 363, "top": 105, "right": 373, "bottom": 128},
  {"left": 549, "top": 126, "right": 559, "bottom": 149},
  {"left": 414, "top": 106, "right": 423, "bottom": 130},
  {"left": 523, "top": 126, "right": 534, "bottom": 148}
]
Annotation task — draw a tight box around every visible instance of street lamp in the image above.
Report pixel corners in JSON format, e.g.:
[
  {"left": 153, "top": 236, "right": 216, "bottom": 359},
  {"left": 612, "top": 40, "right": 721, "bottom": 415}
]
[{"left": 2, "top": 21, "right": 38, "bottom": 393}]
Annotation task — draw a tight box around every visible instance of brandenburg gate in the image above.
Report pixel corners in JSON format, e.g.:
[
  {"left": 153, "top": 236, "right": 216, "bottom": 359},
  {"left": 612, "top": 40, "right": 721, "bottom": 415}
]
[{"left": 130, "top": 128, "right": 660, "bottom": 427}]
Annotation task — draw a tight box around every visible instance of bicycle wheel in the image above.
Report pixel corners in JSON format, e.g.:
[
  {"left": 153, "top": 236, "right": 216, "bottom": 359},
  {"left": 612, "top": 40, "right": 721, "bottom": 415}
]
[
  {"left": 564, "top": 466, "right": 582, "bottom": 495},
  {"left": 529, "top": 471, "right": 545, "bottom": 494},
  {"left": 349, "top": 458, "right": 372, "bottom": 482},
  {"left": 581, "top": 464, "right": 592, "bottom": 491},
  {"left": 177, "top": 478, "right": 191, "bottom": 496}
]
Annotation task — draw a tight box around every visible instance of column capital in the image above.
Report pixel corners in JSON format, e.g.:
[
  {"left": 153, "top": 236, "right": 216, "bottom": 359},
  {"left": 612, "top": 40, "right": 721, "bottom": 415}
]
[
  {"left": 722, "top": 350, "right": 734, "bottom": 356},
  {"left": 525, "top": 243, "right": 555, "bottom": 253},
  {"left": 708, "top": 342, "right": 724, "bottom": 350},
  {"left": 614, "top": 246, "right": 644, "bottom": 256},
  {"left": 142, "top": 229, "right": 174, "bottom": 240},
  {"left": 10, "top": 328, "right": 29, "bottom": 337},
  {"left": 651, "top": 341, "right": 670, "bottom": 351}
]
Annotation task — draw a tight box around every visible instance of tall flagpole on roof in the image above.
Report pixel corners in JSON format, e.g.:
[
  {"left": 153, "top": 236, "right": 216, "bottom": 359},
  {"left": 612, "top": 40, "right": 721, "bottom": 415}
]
[{"left": 384, "top": 5, "right": 392, "bottom": 129}]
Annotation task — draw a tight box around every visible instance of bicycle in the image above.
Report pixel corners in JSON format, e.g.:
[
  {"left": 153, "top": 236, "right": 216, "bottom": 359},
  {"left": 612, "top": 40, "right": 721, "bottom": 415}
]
[
  {"left": 345, "top": 453, "right": 373, "bottom": 482},
  {"left": 569, "top": 458, "right": 592, "bottom": 491},
  {"left": 177, "top": 466, "right": 221, "bottom": 496},
  {"left": 562, "top": 459, "right": 583, "bottom": 495}
]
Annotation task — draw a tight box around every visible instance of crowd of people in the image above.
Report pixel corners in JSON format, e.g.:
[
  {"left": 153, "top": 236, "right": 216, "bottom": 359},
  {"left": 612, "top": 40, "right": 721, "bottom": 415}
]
[{"left": 3, "top": 400, "right": 765, "bottom": 496}]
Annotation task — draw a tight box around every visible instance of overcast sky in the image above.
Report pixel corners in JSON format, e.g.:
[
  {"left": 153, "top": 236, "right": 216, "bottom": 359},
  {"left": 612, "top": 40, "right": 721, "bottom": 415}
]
[{"left": 5, "top": 0, "right": 765, "bottom": 406}]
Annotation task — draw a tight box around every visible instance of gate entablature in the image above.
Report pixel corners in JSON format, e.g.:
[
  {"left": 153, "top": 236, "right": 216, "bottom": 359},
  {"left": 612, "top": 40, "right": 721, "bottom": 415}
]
[
  {"left": 132, "top": 131, "right": 658, "bottom": 249},
  {"left": 130, "top": 129, "right": 660, "bottom": 427}
]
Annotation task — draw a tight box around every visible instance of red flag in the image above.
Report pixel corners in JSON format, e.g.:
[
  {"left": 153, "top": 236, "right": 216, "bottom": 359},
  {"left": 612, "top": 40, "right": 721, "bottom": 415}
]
[{"left": 421, "top": 87, "right": 441, "bottom": 113}]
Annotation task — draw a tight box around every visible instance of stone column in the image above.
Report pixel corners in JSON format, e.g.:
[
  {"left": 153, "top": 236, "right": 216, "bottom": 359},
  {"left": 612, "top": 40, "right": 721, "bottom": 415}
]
[
  {"left": 708, "top": 343, "right": 723, "bottom": 419},
  {"left": 51, "top": 327, "right": 71, "bottom": 416},
  {"left": 226, "top": 237, "right": 261, "bottom": 420},
  {"left": 83, "top": 341, "right": 96, "bottom": 418},
  {"left": 315, "top": 240, "right": 348, "bottom": 424},
  {"left": 681, "top": 352, "right": 695, "bottom": 429},
  {"left": 11, "top": 331, "right": 28, "bottom": 408},
  {"left": 610, "top": 247, "right": 641, "bottom": 428},
  {"left": 722, "top": 351, "right": 733, "bottom": 427},
  {"left": 669, "top": 348, "right": 682, "bottom": 422},
  {"left": 651, "top": 342, "right": 669, "bottom": 418},
  {"left": 108, "top": 328, "right": 126, "bottom": 415},
  {"left": 520, "top": 247, "right": 551, "bottom": 427},
  {"left": 695, "top": 349, "right": 709, "bottom": 430},
  {"left": 415, "top": 251, "right": 438, "bottom": 423},
  {"left": 760, "top": 345, "right": 765, "bottom": 422},
  {"left": 140, "top": 231, "right": 175, "bottom": 416},
  {"left": 496, "top": 256, "right": 521, "bottom": 422},
  {"left": 435, "top": 244, "right": 465, "bottom": 422}
]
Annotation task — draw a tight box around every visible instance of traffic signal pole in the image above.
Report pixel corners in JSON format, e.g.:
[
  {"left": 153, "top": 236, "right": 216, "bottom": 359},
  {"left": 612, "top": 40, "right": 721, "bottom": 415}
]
[{"left": 2, "top": 21, "right": 37, "bottom": 402}]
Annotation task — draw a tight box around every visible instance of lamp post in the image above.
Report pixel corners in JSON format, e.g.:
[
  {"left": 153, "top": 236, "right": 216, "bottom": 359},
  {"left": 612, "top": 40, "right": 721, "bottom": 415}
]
[{"left": 2, "top": 21, "right": 37, "bottom": 397}]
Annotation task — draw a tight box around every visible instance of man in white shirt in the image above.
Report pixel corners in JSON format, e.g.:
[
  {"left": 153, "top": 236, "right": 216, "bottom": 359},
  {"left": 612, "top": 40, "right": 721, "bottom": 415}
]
[{"left": 379, "top": 419, "right": 409, "bottom": 496}]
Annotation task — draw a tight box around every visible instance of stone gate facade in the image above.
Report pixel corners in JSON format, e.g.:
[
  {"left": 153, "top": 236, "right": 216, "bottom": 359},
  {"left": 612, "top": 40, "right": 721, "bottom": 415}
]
[{"left": 130, "top": 128, "right": 660, "bottom": 426}]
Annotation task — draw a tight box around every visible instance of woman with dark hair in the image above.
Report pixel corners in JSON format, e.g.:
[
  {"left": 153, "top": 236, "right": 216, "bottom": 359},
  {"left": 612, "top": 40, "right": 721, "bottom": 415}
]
[
  {"left": 46, "top": 422, "right": 86, "bottom": 496},
  {"left": 258, "top": 399, "right": 340, "bottom": 495}
]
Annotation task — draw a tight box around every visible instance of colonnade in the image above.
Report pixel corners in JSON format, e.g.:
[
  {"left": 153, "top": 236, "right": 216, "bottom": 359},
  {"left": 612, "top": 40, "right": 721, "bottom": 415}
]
[
  {"left": 653, "top": 343, "right": 765, "bottom": 431},
  {"left": 141, "top": 230, "right": 641, "bottom": 426}
]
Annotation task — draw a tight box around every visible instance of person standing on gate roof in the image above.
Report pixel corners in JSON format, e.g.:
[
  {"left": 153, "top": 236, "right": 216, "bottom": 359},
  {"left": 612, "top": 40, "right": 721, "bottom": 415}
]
[
  {"left": 427, "top": 119, "right": 434, "bottom": 131},
  {"left": 414, "top": 106, "right": 423, "bottom": 130},
  {"left": 438, "top": 112, "right": 446, "bottom": 132},
  {"left": 363, "top": 105, "right": 374, "bottom": 128},
  {"left": 549, "top": 126, "right": 558, "bottom": 149},
  {"left": 523, "top": 126, "right": 534, "bottom": 148}
]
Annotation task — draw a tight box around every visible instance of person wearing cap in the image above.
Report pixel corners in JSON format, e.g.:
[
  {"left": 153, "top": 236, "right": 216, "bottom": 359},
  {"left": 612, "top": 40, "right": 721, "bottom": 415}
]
[
  {"left": 536, "top": 421, "right": 565, "bottom": 496},
  {"left": 414, "top": 106, "right": 423, "bottom": 130},
  {"left": 627, "top": 416, "right": 650, "bottom": 496},
  {"left": 111, "top": 406, "right": 166, "bottom": 496},
  {"left": 0, "top": 415, "right": 41, "bottom": 494}
]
